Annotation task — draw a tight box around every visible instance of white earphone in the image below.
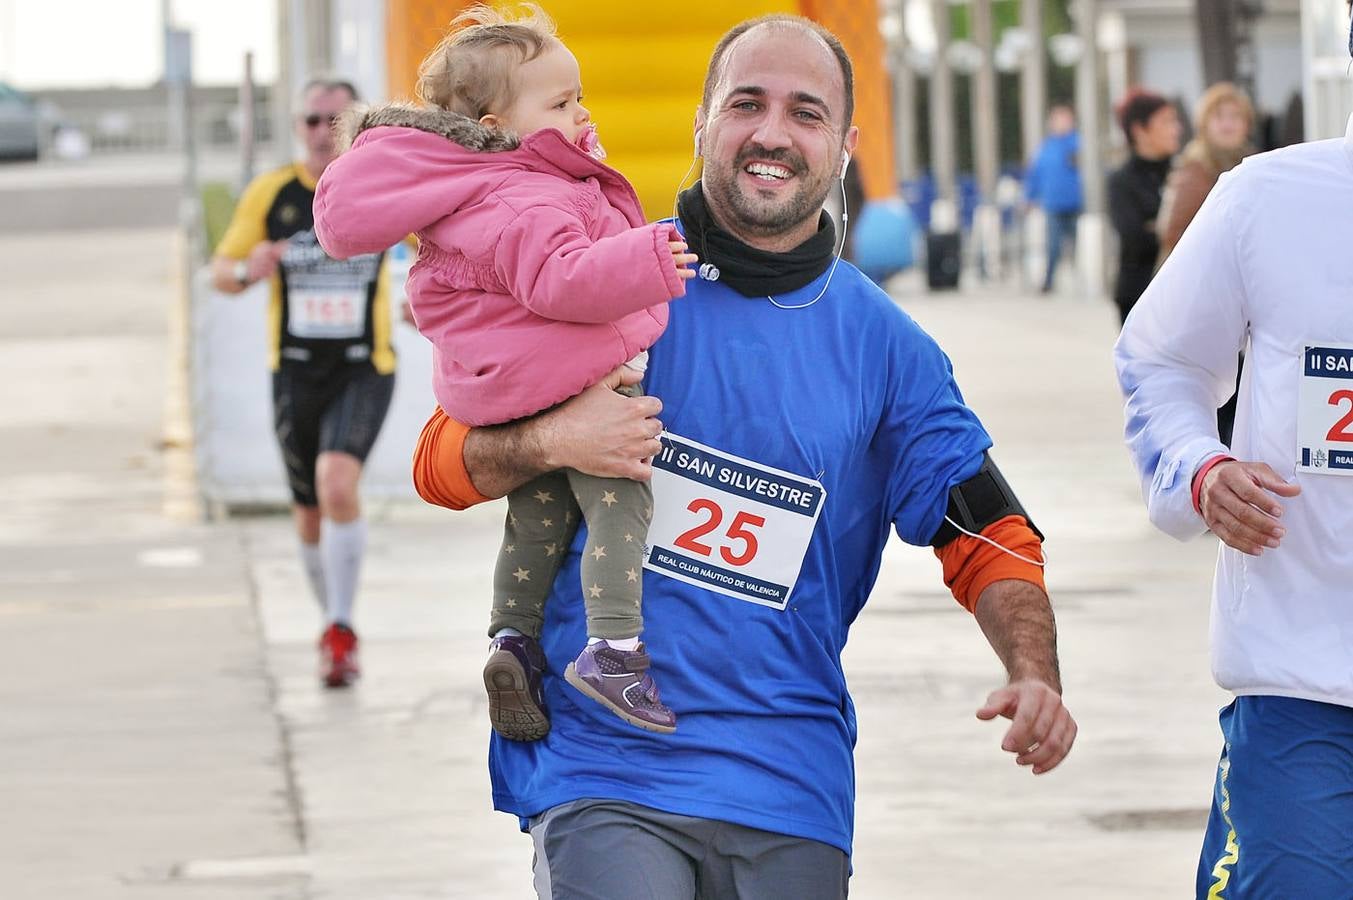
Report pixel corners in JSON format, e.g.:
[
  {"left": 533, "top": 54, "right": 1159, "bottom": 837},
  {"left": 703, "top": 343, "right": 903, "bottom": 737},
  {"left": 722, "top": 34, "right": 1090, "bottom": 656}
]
[{"left": 671, "top": 136, "right": 854, "bottom": 311}]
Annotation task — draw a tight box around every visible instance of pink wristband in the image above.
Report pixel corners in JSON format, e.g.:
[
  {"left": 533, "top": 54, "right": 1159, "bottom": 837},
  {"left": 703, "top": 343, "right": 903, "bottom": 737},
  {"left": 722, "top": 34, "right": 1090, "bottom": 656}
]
[{"left": 1192, "top": 455, "right": 1235, "bottom": 514}]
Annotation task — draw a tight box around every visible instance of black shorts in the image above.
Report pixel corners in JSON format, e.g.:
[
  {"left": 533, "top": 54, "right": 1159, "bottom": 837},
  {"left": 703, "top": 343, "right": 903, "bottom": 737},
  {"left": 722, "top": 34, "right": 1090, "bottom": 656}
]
[{"left": 271, "top": 362, "right": 395, "bottom": 507}]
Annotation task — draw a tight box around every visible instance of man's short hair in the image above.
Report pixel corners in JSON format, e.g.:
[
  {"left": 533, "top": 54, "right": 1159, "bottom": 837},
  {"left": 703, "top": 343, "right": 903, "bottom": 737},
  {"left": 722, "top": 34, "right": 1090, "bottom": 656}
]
[
  {"left": 301, "top": 76, "right": 360, "bottom": 106},
  {"left": 700, "top": 16, "right": 854, "bottom": 131},
  {"left": 1115, "top": 88, "right": 1169, "bottom": 147}
]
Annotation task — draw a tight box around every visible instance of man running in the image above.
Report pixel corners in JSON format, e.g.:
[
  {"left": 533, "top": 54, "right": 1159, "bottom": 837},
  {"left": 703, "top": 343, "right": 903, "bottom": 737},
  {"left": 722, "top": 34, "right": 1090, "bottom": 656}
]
[
  {"left": 374, "top": 16, "right": 1077, "bottom": 896},
  {"left": 211, "top": 77, "right": 396, "bottom": 688},
  {"left": 1116, "top": 11, "right": 1353, "bottom": 894}
]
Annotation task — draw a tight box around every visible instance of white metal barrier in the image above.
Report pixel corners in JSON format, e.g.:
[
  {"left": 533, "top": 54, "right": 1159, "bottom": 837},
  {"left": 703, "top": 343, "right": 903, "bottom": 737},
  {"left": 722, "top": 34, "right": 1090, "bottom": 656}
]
[{"left": 190, "top": 264, "right": 435, "bottom": 508}]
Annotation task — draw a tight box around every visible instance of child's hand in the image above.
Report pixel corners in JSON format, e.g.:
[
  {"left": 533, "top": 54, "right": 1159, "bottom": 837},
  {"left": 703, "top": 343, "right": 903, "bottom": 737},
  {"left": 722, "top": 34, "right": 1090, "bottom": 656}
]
[{"left": 670, "top": 241, "right": 699, "bottom": 280}]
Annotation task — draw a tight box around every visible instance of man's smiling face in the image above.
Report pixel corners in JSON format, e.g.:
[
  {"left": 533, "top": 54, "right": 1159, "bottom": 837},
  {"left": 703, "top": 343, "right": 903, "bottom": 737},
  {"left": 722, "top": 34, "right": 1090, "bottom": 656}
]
[{"left": 698, "top": 24, "right": 857, "bottom": 250}]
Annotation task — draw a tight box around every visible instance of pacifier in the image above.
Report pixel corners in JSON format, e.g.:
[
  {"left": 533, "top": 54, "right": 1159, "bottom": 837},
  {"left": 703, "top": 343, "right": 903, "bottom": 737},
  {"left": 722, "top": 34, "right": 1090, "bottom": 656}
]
[{"left": 576, "top": 123, "right": 606, "bottom": 161}]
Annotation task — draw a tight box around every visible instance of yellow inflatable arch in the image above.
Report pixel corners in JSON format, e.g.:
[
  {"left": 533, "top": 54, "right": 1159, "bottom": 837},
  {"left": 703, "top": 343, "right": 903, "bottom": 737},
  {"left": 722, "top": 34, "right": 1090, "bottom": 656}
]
[{"left": 384, "top": 0, "right": 899, "bottom": 220}]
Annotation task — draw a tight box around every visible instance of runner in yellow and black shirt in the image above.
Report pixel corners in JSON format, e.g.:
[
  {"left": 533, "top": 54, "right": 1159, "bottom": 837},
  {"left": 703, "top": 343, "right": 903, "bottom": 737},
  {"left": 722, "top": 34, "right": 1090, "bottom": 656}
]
[{"left": 211, "top": 77, "right": 393, "bottom": 689}]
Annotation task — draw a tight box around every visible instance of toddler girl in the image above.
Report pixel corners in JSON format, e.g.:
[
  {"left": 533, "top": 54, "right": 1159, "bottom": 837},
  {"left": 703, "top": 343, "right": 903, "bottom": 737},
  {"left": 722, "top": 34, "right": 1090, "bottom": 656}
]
[{"left": 314, "top": 3, "right": 694, "bottom": 739}]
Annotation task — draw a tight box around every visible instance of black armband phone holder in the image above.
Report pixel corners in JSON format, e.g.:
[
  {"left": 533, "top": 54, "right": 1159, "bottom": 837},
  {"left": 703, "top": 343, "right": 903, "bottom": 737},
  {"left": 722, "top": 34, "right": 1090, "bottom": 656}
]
[{"left": 930, "top": 453, "right": 1043, "bottom": 548}]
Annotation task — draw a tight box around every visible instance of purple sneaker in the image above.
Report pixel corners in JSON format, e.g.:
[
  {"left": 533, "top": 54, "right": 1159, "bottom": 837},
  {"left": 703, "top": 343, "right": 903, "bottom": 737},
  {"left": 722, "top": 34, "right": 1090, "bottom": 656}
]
[
  {"left": 564, "top": 641, "right": 677, "bottom": 734},
  {"left": 483, "top": 634, "right": 550, "bottom": 741}
]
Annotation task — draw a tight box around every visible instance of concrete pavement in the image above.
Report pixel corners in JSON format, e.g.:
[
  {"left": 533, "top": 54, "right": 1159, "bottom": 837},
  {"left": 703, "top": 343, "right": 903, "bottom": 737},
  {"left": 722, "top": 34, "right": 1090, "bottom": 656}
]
[
  {"left": 241, "top": 279, "right": 1229, "bottom": 898},
  {"left": 0, "top": 228, "right": 305, "bottom": 898},
  {"left": 3, "top": 222, "right": 1229, "bottom": 899}
]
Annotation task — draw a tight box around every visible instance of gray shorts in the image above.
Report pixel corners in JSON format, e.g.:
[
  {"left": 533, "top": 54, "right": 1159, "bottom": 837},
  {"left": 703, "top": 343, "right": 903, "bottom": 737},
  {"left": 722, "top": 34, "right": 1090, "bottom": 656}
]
[{"left": 528, "top": 799, "right": 850, "bottom": 899}]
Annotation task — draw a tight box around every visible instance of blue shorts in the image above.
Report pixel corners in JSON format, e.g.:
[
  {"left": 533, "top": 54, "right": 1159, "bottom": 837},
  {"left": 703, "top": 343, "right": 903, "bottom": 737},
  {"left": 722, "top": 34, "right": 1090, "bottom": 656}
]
[{"left": 1197, "top": 695, "right": 1353, "bottom": 898}]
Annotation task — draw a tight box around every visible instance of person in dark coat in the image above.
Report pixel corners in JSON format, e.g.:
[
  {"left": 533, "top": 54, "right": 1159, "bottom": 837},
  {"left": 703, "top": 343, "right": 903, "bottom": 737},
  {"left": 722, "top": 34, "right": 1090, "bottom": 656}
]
[{"left": 1107, "top": 89, "right": 1182, "bottom": 325}]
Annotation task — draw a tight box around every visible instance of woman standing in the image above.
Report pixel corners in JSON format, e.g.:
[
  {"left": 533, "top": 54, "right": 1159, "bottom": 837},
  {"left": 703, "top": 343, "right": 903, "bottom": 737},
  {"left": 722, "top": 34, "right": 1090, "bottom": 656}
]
[{"left": 1156, "top": 83, "right": 1255, "bottom": 265}]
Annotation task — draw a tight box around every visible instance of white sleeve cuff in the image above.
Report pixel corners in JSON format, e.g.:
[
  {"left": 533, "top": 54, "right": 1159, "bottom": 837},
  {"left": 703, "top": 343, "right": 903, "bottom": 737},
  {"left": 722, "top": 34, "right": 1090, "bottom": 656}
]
[{"left": 1144, "top": 435, "right": 1231, "bottom": 541}]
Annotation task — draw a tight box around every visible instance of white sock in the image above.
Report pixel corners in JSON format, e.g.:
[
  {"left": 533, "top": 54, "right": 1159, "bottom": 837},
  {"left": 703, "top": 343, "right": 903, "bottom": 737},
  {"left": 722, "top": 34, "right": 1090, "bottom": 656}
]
[
  {"left": 591, "top": 635, "right": 640, "bottom": 651},
  {"left": 299, "top": 541, "right": 326, "bottom": 610},
  {"left": 321, "top": 517, "right": 367, "bottom": 626},
  {"left": 495, "top": 626, "right": 524, "bottom": 639}
]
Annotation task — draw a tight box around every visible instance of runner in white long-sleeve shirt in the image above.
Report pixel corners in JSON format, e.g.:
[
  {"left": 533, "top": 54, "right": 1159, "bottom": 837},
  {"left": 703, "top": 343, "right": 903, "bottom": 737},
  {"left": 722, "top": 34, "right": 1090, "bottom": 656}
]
[{"left": 1116, "top": 69, "right": 1353, "bottom": 894}]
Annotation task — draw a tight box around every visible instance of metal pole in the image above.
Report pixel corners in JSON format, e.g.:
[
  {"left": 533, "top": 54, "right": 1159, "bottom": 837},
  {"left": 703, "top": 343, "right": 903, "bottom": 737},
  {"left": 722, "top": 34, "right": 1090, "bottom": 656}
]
[
  {"left": 175, "top": 31, "right": 200, "bottom": 261},
  {"left": 240, "top": 52, "right": 256, "bottom": 190},
  {"left": 1073, "top": 0, "right": 1106, "bottom": 299},
  {"left": 274, "top": 0, "right": 293, "bottom": 165},
  {"left": 893, "top": 0, "right": 920, "bottom": 183},
  {"left": 278, "top": 0, "right": 333, "bottom": 162},
  {"left": 1075, "top": 0, "right": 1104, "bottom": 217},
  {"left": 1020, "top": 0, "right": 1046, "bottom": 163},
  {"left": 971, "top": 0, "right": 1003, "bottom": 280},
  {"left": 162, "top": 0, "right": 183, "bottom": 153},
  {"left": 972, "top": 0, "right": 999, "bottom": 200},
  {"left": 929, "top": 0, "right": 956, "bottom": 206},
  {"left": 304, "top": 0, "right": 334, "bottom": 75}
]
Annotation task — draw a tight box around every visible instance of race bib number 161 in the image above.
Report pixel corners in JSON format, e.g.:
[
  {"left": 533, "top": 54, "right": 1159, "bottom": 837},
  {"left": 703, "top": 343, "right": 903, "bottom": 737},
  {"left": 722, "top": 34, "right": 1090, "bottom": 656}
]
[{"left": 644, "top": 433, "right": 826, "bottom": 610}]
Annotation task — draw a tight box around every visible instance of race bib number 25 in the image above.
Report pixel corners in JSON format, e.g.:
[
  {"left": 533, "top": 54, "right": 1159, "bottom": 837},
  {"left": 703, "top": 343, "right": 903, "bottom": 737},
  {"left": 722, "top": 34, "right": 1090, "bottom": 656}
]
[
  {"left": 1298, "top": 344, "right": 1353, "bottom": 475},
  {"left": 644, "top": 434, "right": 826, "bottom": 610}
]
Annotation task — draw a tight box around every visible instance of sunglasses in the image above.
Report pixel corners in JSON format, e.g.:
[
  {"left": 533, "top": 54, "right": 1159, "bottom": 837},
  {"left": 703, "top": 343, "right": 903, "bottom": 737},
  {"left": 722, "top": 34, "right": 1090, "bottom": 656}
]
[{"left": 303, "top": 113, "right": 339, "bottom": 129}]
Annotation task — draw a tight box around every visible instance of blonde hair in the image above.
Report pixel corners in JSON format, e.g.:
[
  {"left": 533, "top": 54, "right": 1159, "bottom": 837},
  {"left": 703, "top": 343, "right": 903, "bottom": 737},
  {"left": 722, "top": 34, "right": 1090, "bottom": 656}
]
[
  {"left": 1182, "top": 81, "right": 1255, "bottom": 172},
  {"left": 416, "top": 3, "right": 560, "bottom": 119},
  {"left": 1193, "top": 81, "right": 1254, "bottom": 136}
]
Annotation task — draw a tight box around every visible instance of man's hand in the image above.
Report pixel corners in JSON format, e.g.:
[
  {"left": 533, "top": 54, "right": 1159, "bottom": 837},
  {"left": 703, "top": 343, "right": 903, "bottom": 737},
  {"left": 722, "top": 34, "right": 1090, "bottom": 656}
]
[
  {"left": 977, "top": 679, "right": 1077, "bottom": 775},
  {"left": 462, "top": 366, "right": 663, "bottom": 499},
  {"left": 246, "top": 239, "right": 289, "bottom": 282},
  {"left": 1199, "top": 460, "right": 1300, "bottom": 556},
  {"left": 971, "top": 579, "right": 1072, "bottom": 775},
  {"left": 537, "top": 365, "right": 663, "bottom": 481}
]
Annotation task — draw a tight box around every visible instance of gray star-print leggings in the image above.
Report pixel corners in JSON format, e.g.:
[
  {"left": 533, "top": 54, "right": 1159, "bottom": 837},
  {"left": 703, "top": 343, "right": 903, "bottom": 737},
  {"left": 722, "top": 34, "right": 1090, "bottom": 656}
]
[{"left": 489, "top": 388, "right": 651, "bottom": 641}]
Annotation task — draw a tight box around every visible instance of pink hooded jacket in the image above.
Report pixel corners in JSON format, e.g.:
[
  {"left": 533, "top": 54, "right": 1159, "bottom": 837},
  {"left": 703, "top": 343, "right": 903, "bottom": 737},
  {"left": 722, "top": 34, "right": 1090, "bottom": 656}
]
[{"left": 313, "top": 104, "right": 684, "bottom": 426}]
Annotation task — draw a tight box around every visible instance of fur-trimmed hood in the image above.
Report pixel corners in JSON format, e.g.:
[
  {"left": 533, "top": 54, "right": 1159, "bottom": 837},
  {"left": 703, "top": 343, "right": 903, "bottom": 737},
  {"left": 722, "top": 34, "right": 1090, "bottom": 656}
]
[
  {"left": 315, "top": 97, "right": 641, "bottom": 267},
  {"left": 313, "top": 101, "right": 679, "bottom": 429},
  {"left": 335, "top": 102, "right": 520, "bottom": 154}
]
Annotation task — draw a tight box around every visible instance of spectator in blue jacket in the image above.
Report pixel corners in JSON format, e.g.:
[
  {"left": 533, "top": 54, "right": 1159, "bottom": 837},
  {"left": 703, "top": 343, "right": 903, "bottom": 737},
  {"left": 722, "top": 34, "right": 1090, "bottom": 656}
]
[{"left": 1025, "top": 104, "right": 1083, "bottom": 294}]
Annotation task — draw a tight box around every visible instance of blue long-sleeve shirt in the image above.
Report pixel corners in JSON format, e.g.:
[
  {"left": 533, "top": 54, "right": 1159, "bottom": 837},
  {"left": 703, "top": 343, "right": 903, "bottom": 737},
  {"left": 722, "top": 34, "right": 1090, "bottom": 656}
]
[{"left": 489, "top": 236, "right": 993, "bottom": 855}]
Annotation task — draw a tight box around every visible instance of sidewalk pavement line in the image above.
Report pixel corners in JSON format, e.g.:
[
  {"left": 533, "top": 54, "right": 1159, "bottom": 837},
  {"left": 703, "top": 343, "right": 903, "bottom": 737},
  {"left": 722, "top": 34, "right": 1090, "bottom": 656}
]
[
  {"left": 238, "top": 521, "right": 312, "bottom": 855},
  {"left": 174, "top": 854, "right": 313, "bottom": 881}
]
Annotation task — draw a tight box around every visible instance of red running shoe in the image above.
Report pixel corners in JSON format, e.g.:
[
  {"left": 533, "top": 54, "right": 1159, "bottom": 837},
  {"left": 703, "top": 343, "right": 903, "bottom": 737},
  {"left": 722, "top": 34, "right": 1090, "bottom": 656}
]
[{"left": 319, "top": 622, "right": 360, "bottom": 688}]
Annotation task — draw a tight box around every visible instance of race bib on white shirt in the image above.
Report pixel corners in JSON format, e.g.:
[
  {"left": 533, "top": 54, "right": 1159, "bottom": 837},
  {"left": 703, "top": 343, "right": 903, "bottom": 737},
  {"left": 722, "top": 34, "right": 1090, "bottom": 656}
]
[
  {"left": 1297, "top": 343, "right": 1353, "bottom": 474},
  {"left": 288, "top": 288, "right": 365, "bottom": 339},
  {"left": 644, "top": 433, "right": 826, "bottom": 610}
]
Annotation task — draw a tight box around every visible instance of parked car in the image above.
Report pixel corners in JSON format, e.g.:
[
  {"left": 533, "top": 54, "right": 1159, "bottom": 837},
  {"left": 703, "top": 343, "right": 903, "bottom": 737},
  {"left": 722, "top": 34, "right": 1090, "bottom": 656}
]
[{"left": 0, "top": 82, "right": 41, "bottom": 161}]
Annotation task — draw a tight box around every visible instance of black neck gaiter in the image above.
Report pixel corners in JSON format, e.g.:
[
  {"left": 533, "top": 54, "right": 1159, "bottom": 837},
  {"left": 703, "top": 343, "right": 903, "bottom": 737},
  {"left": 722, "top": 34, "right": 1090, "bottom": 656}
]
[{"left": 676, "top": 182, "right": 836, "bottom": 298}]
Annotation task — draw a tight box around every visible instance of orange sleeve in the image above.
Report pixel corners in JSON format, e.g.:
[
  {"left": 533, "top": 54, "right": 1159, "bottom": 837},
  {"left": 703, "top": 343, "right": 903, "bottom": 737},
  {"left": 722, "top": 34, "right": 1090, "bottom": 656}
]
[
  {"left": 934, "top": 515, "right": 1046, "bottom": 613},
  {"left": 411, "top": 407, "right": 491, "bottom": 511}
]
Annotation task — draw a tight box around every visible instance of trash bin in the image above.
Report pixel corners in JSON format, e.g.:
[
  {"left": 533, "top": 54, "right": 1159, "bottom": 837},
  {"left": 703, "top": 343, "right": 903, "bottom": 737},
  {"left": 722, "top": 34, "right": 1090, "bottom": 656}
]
[{"left": 926, "top": 230, "right": 962, "bottom": 290}]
